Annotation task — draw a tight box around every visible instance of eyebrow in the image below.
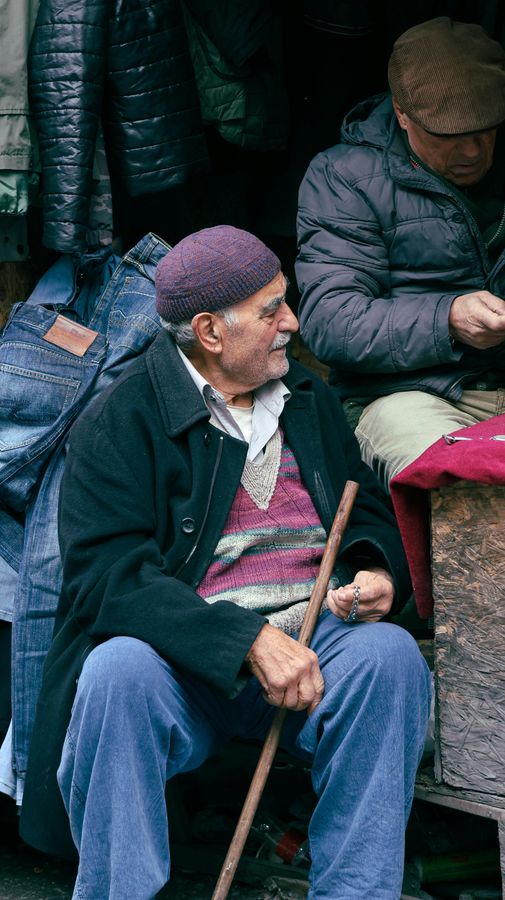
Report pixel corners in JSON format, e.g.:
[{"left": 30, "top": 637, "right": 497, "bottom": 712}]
[
  {"left": 260, "top": 277, "right": 290, "bottom": 315},
  {"left": 261, "top": 296, "right": 285, "bottom": 315}
]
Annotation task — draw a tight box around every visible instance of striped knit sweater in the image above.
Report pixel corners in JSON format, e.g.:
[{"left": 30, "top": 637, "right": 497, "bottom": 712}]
[{"left": 197, "top": 430, "right": 342, "bottom": 634}]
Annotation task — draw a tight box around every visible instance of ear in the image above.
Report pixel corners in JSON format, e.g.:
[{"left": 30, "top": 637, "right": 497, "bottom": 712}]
[
  {"left": 392, "top": 97, "right": 408, "bottom": 131},
  {"left": 191, "top": 312, "right": 223, "bottom": 354}
]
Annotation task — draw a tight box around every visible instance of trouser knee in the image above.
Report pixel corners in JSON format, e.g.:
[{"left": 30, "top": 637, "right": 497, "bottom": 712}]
[
  {"left": 354, "top": 622, "right": 430, "bottom": 695},
  {"left": 318, "top": 622, "right": 432, "bottom": 727},
  {"left": 362, "top": 621, "right": 426, "bottom": 668},
  {"left": 70, "top": 637, "right": 213, "bottom": 779},
  {"left": 76, "top": 636, "right": 162, "bottom": 713}
]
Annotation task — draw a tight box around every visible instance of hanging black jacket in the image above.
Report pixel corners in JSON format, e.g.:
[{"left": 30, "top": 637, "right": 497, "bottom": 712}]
[{"left": 28, "top": 0, "right": 209, "bottom": 253}]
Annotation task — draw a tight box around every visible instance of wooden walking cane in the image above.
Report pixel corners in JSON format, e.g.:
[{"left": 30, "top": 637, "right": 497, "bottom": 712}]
[{"left": 211, "top": 479, "right": 360, "bottom": 900}]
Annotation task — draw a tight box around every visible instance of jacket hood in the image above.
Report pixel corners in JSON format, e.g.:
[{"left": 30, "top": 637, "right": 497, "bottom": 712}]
[{"left": 340, "top": 92, "right": 398, "bottom": 152}]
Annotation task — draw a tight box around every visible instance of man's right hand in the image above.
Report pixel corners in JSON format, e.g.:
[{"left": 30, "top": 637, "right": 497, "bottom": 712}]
[
  {"left": 449, "top": 290, "right": 505, "bottom": 348},
  {"left": 244, "top": 623, "right": 324, "bottom": 714}
]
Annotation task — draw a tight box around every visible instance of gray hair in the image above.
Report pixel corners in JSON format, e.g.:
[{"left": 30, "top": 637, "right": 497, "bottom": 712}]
[{"left": 160, "top": 305, "right": 239, "bottom": 351}]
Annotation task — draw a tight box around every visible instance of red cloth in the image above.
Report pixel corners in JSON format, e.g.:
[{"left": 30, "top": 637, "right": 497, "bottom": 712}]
[{"left": 390, "top": 414, "right": 505, "bottom": 618}]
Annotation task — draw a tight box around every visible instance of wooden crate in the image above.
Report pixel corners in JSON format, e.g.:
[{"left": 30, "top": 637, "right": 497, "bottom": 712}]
[{"left": 430, "top": 481, "right": 505, "bottom": 796}]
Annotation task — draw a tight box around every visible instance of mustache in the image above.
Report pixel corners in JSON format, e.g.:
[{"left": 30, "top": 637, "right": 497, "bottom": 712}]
[{"left": 271, "top": 334, "right": 291, "bottom": 350}]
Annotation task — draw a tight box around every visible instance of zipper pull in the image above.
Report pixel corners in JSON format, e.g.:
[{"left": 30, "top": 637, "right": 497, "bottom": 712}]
[{"left": 443, "top": 434, "right": 505, "bottom": 443}]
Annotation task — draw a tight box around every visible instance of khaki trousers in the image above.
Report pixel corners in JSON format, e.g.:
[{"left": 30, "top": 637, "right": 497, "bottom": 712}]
[{"left": 355, "top": 389, "right": 505, "bottom": 488}]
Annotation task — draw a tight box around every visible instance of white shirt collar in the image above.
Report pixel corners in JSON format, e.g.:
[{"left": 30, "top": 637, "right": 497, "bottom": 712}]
[{"left": 177, "top": 346, "right": 291, "bottom": 461}]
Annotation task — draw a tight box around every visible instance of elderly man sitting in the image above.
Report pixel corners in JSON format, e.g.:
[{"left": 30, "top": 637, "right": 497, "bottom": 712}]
[
  {"left": 20, "top": 226, "right": 430, "bottom": 899},
  {"left": 296, "top": 17, "right": 505, "bottom": 488}
]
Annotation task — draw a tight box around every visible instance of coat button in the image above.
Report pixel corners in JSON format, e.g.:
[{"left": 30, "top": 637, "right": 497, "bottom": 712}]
[
  {"left": 180, "top": 517, "right": 196, "bottom": 534},
  {"left": 204, "top": 432, "right": 211, "bottom": 447}
]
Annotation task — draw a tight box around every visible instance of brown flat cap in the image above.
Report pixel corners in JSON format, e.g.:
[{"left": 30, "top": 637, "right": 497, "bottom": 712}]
[{"left": 388, "top": 17, "right": 505, "bottom": 134}]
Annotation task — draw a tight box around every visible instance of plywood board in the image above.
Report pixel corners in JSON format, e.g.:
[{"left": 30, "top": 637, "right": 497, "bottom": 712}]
[{"left": 431, "top": 482, "right": 505, "bottom": 795}]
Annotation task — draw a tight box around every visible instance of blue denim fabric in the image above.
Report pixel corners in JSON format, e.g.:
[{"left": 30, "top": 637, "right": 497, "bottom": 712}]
[
  {"left": 58, "top": 615, "right": 431, "bottom": 900},
  {"left": 0, "top": 507, "right": 23, "bottom": 621},
  {"left": 2, "top": 233, "right": 168, "bottom": 787},
  {"left": 0, "top": 248, "right": 115, "bottom": 627},
  {"left": 85, "top": 232, "right": 169, "bottom": 393},
  {"left": 12, "top": 451, "right": 66, "bottom": 776},
  {"left": 0, "top": 557, "right": 17, "bottom": 621},
  {"left": 23, "top": 246, "right": 119, "bottom": 323},
  {"left": 0, "top": 303, "right": 108, "bottom": 512}
]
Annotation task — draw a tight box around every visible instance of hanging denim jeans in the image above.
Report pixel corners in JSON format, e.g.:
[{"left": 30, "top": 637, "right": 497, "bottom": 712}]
[
  {"left": 23, "top": 244, "right": 120, "bottom": 321},
  {"left": 0, "top": 242, "right": 118, "bottom": 514},
  {"left": 0, "top": 246, "right": 115, "bottom": 795},
  {"left": 0, "top": 304, "right": 108, "bottom": 512},
  {"left": 0, "top": 507, "right": 23, "bottom": 621},
  {"left": 85, "top": 232, "right": 169, "bottom": 391},
  {"left": 7, "top": 232, "right": 169, "bottom": 796},
  {"left": 0, "top": 246, "right": 117, "bottom": 620},
  {"left": 12, "top": 451, "right": 66, "bottom": 785}
]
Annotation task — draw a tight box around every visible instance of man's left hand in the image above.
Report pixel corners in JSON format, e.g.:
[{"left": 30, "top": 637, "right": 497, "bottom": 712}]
[{"left": 326, "top": 567, "right": 394, "bottom": 622}]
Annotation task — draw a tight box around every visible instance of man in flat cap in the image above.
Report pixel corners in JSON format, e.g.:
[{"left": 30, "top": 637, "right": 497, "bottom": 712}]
[
  {"left": 19, "top": 226, "right": 429, "bottom": 898},
  {"left": 296, "top": 17, "right": 505, "bottom": 487}
]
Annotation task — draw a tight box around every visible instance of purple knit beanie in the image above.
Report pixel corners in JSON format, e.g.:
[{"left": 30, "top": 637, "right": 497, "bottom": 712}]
[{"left": 155, "top": 225, "right": 281, "bottom": 323}]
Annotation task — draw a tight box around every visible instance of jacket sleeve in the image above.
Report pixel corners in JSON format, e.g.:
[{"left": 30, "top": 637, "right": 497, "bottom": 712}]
[
  {"left": 28, "top": 0, "right": 107, "bottom": 252},
  {"left": 57, "top": 413, "right": 265, "bottom": 698},
  {"left": 295, "top": 150, "right": 462, "bottom": 373}
]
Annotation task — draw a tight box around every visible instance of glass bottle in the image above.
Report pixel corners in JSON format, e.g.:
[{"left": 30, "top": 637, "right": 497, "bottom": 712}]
[{"left": 251, "top": 812, "right": 310, "bottom": 867}]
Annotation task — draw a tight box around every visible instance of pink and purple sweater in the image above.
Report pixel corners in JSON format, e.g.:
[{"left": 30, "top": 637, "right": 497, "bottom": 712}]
[{"left": 197, "top": 431, "right": 339, "bottom": 634}]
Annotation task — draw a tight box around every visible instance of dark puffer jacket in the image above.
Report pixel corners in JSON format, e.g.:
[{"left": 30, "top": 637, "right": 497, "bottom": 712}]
[
  {"left": 28, "top": 0, "right": 209, "bottom": 253},
  {"left": 296, "top": 93, "right": 505, "bottom": 402}
]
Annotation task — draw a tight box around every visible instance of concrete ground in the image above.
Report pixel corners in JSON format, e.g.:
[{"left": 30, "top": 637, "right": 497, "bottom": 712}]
[
  {"left": 1, "top": 801, "right": 503, "bottom": 900},
  {"left": 0, "top": 796, "right": 303, "bottom": 900},
  {"left": 0, "top": 736, "right": 312, "bottom": 900},
  {"left": 0, "top": 837, "right": 278, "bottom": 900}
]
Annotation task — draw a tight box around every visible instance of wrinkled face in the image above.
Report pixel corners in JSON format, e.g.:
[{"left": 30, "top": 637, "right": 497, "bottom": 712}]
[
  {"left": 218, "top": 272, "right": 299, "bottom": 390},
  {"left": 393, "top": 100, "right": 497, "bottom": 187}
]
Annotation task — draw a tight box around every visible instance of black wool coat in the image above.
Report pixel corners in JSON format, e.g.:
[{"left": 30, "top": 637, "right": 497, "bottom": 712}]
[{"left": 20, "top": 330, "right": 412, "bottom": 858}]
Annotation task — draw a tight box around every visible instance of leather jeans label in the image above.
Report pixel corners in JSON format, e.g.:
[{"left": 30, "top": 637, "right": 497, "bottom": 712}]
[{"left": 43, "top": 315, "right": 99, "bottom": 356}]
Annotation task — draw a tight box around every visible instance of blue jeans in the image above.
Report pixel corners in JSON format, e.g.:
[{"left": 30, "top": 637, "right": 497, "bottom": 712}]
[
  {"left": 3, "top": 233, "right": 169, "bottom": 790},
  {"left": 58, "top": 613, "right": 431, "bottom": 899},
  {"left": 0, "top": 507, "right": 23, "bottom": 621},
  {"left": 0, "top": 302, "right": 108, "bottom": 512},
  {"left": 0, "top": 234, "right": 165, "bottom": 513}
]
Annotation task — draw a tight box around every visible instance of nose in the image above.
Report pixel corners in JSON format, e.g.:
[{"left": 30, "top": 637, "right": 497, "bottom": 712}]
[
  {"left": 459, "top": 134, "right": 483, "bottom": 161},
  {"left": 278, "top": 302, "right": 299, "bottom": 333}
]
